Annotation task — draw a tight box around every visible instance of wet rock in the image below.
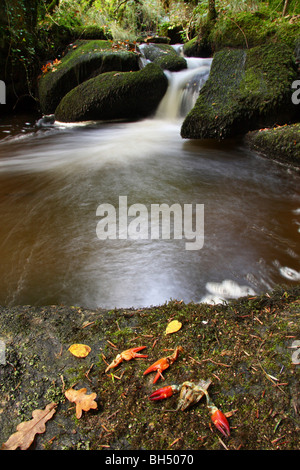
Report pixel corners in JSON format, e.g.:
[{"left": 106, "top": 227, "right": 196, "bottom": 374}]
[
  {"left": 38, "top": 40, "right": 140, "bottom": 115},
  {"left": 54, "top": 63, "right": 168, "bottom": 122},
  {"left": 181, "top": 44, "right": 298, "bottom": 140}
]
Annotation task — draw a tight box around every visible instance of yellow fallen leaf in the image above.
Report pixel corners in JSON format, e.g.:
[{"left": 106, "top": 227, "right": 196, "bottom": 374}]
[
  {"left": 68, "top": 343, "right": 91, "bottom": 358},
  {"left": 165, "top": 320, "right": 182, "bottom": 335}
]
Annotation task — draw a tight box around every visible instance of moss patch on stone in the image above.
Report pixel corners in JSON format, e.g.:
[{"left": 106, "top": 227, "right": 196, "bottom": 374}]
[{"left": 210, "top": 11, "right": 298, "bottom": 51}]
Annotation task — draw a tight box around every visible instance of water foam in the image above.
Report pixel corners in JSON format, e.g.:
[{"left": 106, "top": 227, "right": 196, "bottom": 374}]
[{"left": 200, "top": 279, "right": 256, "bottom": 305}]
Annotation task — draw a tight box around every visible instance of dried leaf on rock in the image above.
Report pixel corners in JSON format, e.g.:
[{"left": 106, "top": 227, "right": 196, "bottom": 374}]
[
  {"left": 1, "top": 402, "right": 57, "bottom": 450},
  {"left": 165, "top": 320, "right": 182, "bottom": 335},
  {"left": 68, "top": 343, "right": 91, "bottom": 358},
  {"left": 65, "top": 387, "right": 97, "bottom": 419}
]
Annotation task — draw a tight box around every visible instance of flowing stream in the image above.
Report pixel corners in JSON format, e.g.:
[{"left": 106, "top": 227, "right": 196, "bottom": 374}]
[{"left": 0, "top": 54, "right": 299, "bottom": 308}]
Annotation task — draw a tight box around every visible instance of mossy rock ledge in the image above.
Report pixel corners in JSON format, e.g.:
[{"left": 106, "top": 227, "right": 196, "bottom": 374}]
[
  {"left": 0, "top": 286, "right": 299, "bottom": 450},
  {"left": 54, "top": 63, "right": 168, "bottom": 123},
  {"left": 38, "top": 40, "right": 140, "bottom": 115},
  {"left": 181, "top": 44, "right": 298, "bottom": 140}
]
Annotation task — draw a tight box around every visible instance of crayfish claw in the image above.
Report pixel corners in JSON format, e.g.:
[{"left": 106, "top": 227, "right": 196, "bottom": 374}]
[
  {"left": 143, "top": 346, "right": 183, "bottom": 383},
  {"left": 149, "top": 385, "right": 176, "bottom": 401},
  {"left": 210, "top": 406, "right": 230, "bottom": 437}
]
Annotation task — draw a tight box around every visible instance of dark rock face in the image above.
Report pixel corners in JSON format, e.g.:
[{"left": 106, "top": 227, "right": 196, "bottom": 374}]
[
  {"left": 38, "top": 40, "right": 140, "bottom": 115},
  {"left": 181, "top": 44, "right": 298, "bottom": 140},
  {"left": 55, "top": 63, "right": 168, "bottom": 123}
]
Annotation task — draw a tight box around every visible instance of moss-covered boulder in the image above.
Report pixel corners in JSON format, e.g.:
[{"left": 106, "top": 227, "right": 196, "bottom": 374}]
[
  {"left": 55, "top": 63, "right": 168, "bottom": 122},
  {"left": 246, "top": 123, "right": 300, "bottom": 167},
  {"left": 181, "top": 44, "right": 298, "bottom": 140},
  {"left": 140, "top": 43, "right": 187, "bottom": 71},
  {"left": 38, "top": 40, "right": 140, "bottom": 115}
]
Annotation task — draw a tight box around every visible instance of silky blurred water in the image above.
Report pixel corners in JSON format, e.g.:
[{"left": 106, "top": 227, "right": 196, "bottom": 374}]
[{"left": 0, "top": 61, "right": 299, "bottom": 308}]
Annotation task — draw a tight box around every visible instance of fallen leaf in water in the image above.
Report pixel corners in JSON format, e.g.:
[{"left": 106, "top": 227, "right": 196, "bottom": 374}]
[
  {"left": 65, "top": 388, "right": 97, "bottom": 419},
  {"left": 165, "top": 320, "right": 182, "bottom": 335},
  {"left": 68, "top": 343, "right": 91, "bottom": 358},
  {"left": 1, "top": 402, "right": 57, "bottom": 450}
]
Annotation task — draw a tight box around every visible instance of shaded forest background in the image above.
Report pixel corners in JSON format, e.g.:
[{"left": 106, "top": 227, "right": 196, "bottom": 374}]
[{"left": 0, "top": 0, "right": 299, "bottom": 111}]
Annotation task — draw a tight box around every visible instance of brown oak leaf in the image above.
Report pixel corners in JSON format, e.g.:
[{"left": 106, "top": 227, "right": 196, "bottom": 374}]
[
  {"left": 1, "top": 402, "right": 57, "bottom": 450},
  {"left": 65, "top": 387, "right": 97, "bottom": 419}
]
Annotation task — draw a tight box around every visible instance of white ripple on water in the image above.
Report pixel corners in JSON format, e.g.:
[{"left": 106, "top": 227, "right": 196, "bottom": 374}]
[{"left": 279, "top": 267, "right": 300, "bottom": 281}]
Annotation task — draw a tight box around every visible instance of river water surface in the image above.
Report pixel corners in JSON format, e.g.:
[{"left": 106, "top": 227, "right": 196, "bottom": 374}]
[{"left": 0, "top": 59, "right": 299, "bottom": 308}]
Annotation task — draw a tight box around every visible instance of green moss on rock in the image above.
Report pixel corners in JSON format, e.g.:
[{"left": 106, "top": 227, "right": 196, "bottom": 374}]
[
  {"left": 55, "top": 63, "right": 168, "bottom": 122},
  {"left": 181, "top": 44, "right": 298, "bottom": 140},
  {"left": 210, "top": 12, "right": 277, "bottom": 51},
  {"left": 38, "top": 40, "right": 140, "bottom": 115}
]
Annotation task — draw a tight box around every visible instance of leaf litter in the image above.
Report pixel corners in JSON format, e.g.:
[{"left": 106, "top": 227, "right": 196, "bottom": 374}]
[{"left": 0, "top": 285, "right": 299, "bottom": 450}]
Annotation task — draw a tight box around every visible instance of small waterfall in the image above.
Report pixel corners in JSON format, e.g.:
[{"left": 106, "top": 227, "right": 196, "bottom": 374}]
[{"left": 138, "top": 43, "right": 213, "bottom": 120}]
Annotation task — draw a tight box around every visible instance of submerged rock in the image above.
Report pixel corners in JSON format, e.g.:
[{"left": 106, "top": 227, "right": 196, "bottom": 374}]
[
  {"left": 55, "top": 63, "right": 168, "bottom": 122},
  {"left": 38, "top": 40, "right": 140, "bottom": 115},
  {"left": 181, "top": 44, "right": 298, "bottom": 140}
]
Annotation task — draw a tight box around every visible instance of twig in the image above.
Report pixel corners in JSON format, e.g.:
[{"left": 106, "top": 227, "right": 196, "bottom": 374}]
[
  {"left": 229, "top": 17, "right": 249, "bottom": 48},
  {"left": 82, "top": 321, "right": 95, "bottom": 329},
  {"left": 256, "top": 341, "right": 287, "bottom": 396},
  {"left": 201, "top": 358, "right": 231, "bottom": 368},
  {"left": 169, "top": 437, "right": 182, "bottom": 448},
  {"left": 218, "top": 436, "right": 229, "bottom": 450},
  {"left": 282, "top": 0, "right": 289, "bottom": 16},
  {"left": 107, "top": 409, "right": 120, "bottom": 421},
  {"left": 107, "top": 340, "right": 118, "bottom": 349},
  {"left": 60, "top": 374, "right": 65, "bottom": 392},
  {"left": 85, "top": 363, "right": 94, "bottom": 382}
]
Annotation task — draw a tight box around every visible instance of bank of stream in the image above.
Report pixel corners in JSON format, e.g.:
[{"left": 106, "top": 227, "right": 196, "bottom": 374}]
[{"left": 0, "top": 285, "right": 299, "bottom": 450}]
